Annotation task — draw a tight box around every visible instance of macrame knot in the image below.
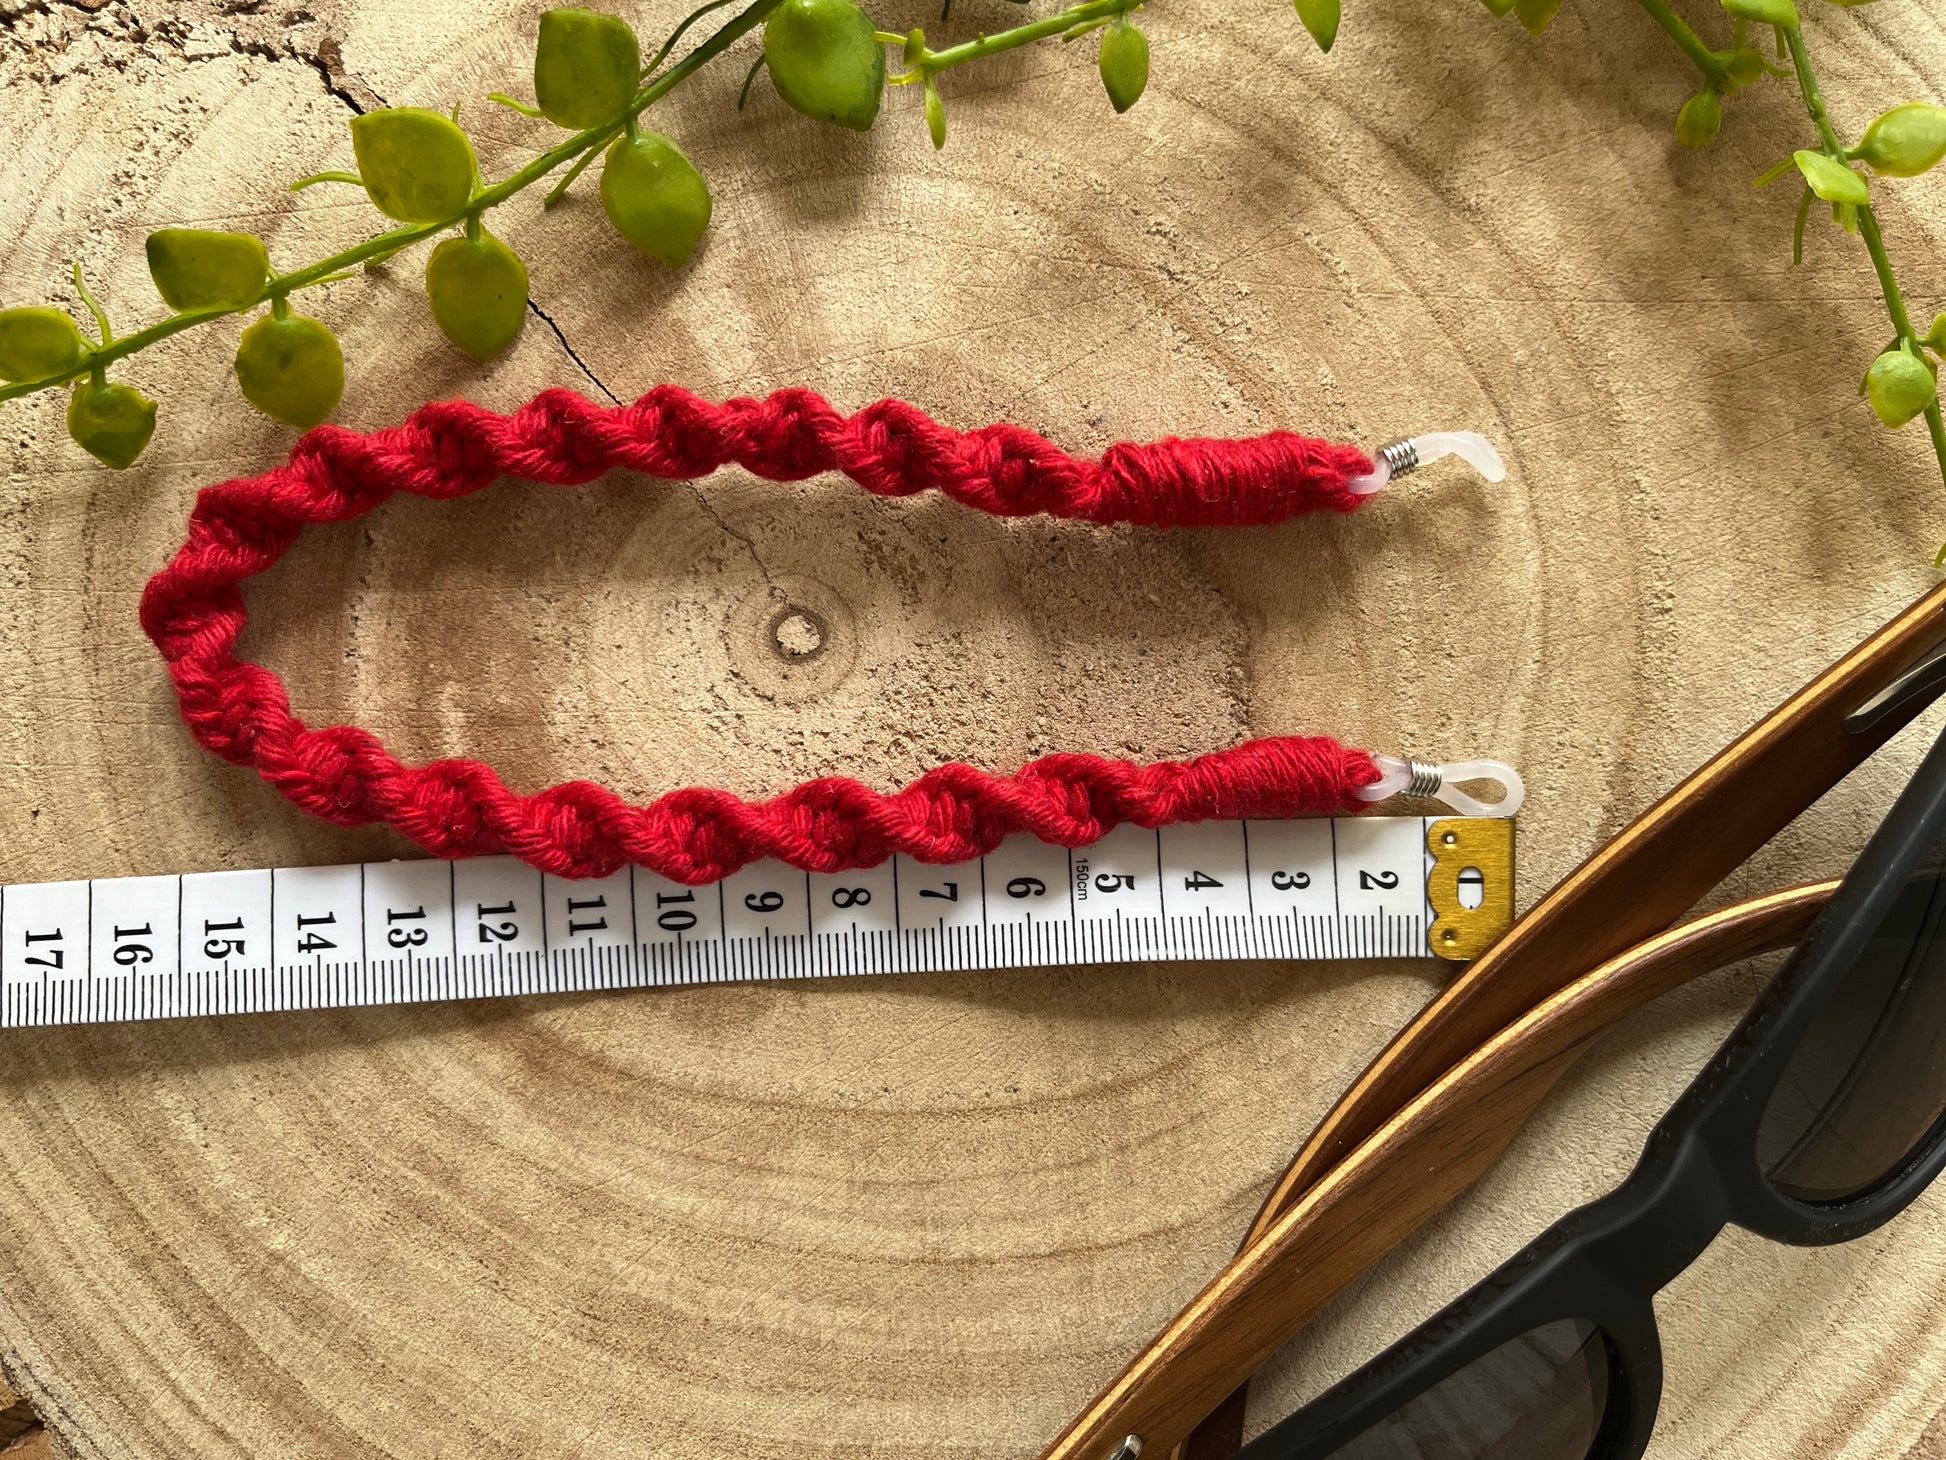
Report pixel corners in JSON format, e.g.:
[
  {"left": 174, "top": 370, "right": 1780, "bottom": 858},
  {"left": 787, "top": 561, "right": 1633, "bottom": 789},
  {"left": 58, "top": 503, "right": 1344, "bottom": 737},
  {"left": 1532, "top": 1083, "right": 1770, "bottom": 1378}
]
[
  {"left": 395, "top": 760, "right": 500, "bottom": 859},
  {"left": 520, "top": 782, "right": 633, "bottom": 879},
  {"left": 288, "top": 428, "right": 400, "bottom": 523},
  {"left": 195, "top": 662, "right": 290, "bottom": 762},
  {"left": 978, "top": 425, "right": 1089, "bottom": 519},
  {"left": 615, "top": 386, "right": 720, "bottom": 479},
  {"left": 403, "top": 399, "right": 510, "bottom": 498},
  {"left": 839, "top": 399, "right": 950, "bottom": 498},
  {"left": 638, "top": 788, "right": 761, "bottom": 884},
  {"left": 735, "top": 387, "right": 841, "bottom": 480},
  {"left": 275, "top": 724, "right": 389, "bottom": 824}
]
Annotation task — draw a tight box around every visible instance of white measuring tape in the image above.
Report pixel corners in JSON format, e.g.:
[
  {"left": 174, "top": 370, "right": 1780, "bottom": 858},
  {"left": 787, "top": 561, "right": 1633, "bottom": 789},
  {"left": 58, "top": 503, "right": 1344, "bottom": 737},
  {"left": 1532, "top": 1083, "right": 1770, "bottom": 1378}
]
[{"left": 0, "top": 816, "right": 1514, "bottom": 1029}]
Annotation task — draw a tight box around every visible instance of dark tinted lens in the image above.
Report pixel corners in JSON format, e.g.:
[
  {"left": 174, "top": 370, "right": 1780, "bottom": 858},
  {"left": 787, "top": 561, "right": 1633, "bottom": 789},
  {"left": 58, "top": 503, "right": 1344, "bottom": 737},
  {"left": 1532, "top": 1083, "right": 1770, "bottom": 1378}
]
[
  {"left": 1757, "top": 835, "right": 1946, "bottom": 1203},
  {"left": 1326, "top": 1319, "right": 1610, "bottom": 1460}
]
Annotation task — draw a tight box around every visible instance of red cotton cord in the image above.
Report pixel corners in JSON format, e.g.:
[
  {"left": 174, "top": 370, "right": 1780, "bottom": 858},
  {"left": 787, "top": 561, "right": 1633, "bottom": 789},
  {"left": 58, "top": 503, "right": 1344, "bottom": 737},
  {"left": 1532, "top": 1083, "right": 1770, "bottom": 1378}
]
[{"left": 141, "top": 384, "right": 1386, "bottom": 882}]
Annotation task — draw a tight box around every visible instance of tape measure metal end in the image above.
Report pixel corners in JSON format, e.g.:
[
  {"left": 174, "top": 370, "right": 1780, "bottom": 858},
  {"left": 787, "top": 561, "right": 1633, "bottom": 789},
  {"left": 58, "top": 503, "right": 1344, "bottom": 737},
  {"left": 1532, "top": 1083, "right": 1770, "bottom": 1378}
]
[{"left": 1426, "top": 817, "right": 1516, "bottom": 961}]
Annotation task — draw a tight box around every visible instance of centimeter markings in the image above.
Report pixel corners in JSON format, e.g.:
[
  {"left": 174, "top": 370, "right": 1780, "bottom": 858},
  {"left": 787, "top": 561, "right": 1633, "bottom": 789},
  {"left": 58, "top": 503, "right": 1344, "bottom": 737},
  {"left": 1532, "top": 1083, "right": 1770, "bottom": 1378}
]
[{"left": 0, "top": 817, "right": 1443, "bottom": 1030}]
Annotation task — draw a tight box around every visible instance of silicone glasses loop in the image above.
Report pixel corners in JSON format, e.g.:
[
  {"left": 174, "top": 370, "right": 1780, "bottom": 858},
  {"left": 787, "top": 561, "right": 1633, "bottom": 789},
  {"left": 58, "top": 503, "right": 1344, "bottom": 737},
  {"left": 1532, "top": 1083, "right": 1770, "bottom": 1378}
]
[
  {"left": 1345, "top": 431, "right": 1507, "bottom": 496},
  {"left": 1355, "top": 754, "right": 1526, "bottom": 819}
]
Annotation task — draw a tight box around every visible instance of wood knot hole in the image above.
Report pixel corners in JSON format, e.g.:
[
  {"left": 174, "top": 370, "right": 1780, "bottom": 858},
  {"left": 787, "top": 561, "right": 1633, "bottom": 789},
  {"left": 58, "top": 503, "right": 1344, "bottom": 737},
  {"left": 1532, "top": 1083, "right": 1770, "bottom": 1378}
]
[{"left": 766, "top": 604, "right": 830, "bottom": 663}]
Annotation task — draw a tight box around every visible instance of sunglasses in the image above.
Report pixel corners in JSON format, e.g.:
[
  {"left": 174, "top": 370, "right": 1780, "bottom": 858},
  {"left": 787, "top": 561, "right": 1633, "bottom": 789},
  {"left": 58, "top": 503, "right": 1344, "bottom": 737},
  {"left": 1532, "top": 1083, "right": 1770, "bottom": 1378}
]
[
  {"left": 1233, "top": 661, "right": 1946, "bottom": 1459},
  {"left": 1039, "top": 579, "right": 1946, "bottom": 1460}
]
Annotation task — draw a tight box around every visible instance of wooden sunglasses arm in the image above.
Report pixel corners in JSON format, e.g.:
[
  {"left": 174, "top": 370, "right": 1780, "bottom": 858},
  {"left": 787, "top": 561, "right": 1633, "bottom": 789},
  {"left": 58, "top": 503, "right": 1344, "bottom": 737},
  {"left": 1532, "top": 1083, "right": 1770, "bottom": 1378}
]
[
  {"left": 1039, "top": 884, "right": 1833, "bottom": 1460},
  {"left": 1258, "top": 578, "right": 1946, "bottom": 1242}
]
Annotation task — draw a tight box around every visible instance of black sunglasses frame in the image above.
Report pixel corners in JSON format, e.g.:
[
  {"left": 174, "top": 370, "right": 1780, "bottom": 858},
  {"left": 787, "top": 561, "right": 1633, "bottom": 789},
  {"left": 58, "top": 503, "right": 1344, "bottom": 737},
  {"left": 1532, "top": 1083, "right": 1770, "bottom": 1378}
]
[{"left": 1241, "top": 714, "right": 1946, "bottom": 1460}]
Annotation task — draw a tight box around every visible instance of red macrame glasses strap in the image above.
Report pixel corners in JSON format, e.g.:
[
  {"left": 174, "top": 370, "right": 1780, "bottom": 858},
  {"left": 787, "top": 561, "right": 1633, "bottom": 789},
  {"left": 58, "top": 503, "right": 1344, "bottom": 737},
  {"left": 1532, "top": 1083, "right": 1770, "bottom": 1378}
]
[{"left": 140, "top": 385, "right": 1386, "bottom": 882}]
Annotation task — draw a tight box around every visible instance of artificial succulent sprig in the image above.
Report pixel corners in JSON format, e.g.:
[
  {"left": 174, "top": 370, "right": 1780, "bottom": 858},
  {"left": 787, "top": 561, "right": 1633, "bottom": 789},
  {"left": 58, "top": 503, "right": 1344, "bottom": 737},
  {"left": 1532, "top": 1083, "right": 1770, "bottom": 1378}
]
[
  {"left": 1696, "top": 3, "right": 1946, "bottom": 556},
  {"left": 0, "top": 0, "right": 1155, "bottom": 468},
  {"left": 1290, "top": 0, "right": 1946, "bottom": 558}
]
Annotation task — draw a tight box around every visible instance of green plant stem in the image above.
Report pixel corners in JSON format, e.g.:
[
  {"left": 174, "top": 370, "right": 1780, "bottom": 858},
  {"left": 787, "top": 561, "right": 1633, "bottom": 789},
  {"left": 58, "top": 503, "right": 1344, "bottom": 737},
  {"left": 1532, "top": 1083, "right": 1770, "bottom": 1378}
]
[
  {"left": 0, "top": 0, "right": 782, "bottom": 406},
  {"left": 1632, "top": 0, "right": 1727, "bottom": 85},
  {"left": 898, "top": 0, "right": 1141, "bottom": 78},
  {"left": 1781, "top": 24, "right": 1946, "bottom": 523},
  {"left": 644, "top": 0, "right": 742, "bottom": 76},
  {"left": 544, "top": 137, "right": 609, "bottom": 207},
  {"left": 71, "top": 264, "right": 113, "bottom": 345}
]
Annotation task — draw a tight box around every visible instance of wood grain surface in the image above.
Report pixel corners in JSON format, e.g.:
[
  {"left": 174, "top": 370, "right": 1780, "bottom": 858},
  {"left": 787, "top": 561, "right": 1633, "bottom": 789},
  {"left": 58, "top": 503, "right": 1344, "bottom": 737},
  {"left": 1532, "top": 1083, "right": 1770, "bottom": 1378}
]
[{"left": 3, "top": 0, "right": 1946, "bottom": 1457}]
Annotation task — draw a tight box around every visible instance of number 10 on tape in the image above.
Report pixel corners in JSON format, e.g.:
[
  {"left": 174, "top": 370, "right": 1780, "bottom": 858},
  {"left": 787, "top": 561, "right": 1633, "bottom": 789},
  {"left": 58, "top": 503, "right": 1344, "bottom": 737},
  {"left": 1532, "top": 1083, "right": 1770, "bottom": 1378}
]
[{"left": 0, "top": 816, "right": 1513, "bottom": 1029}]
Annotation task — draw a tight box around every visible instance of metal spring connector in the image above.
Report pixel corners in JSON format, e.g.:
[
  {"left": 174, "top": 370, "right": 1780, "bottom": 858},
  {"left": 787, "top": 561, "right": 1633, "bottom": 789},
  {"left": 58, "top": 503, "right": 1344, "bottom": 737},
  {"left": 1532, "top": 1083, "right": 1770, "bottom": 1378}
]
[
  {"left": 1404, "top": 758, "right": 1444, "bottom": 798},
  {"left": 1104, "top": 1439, "right": 1144, "bottom": 1460},
  {"left": 1375, "top": 437, "right": 1422, "bottom": 479}
]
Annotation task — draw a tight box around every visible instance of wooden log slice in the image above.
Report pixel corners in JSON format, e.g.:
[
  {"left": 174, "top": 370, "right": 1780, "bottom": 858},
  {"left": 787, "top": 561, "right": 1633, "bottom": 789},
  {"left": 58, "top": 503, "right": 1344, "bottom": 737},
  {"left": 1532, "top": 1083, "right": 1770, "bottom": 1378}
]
[{"left": 0, "top": 0, "right": 1943, "bottom": 1456}]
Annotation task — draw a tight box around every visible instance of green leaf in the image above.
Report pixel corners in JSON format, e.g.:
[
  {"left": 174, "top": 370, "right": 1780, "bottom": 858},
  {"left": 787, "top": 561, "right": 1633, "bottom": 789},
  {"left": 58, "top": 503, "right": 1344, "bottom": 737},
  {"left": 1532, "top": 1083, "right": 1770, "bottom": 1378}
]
[
  {"left": 1719, "top": 0, "right": 1800, "bottom": 26},
  {"left": 1865, "top": 346, "right": 1937, "bottom": 428},
  {"left": 487, "top": 92, "right": 547, "bottom": 118},
  {"left": 234, "top": 311, "right": 345, "bottom": 428},
  {"left": 1476, "top": 0, "right": 1518, "bottom": 15},
  {"left": 1923, "top": 311, "right": 1946, "bottom": 354},
  {"left": 599, "top": 130, "right": 713, "bottom": 267},
  {"left": 1513, "top": 0, "right": 1562, "bottom": 34},
  {"left": 534, "top": 9, "right": 642, "bottom": 130},
  {"left": 145, "top": 229, "right": 270, "bottom": 312},
  {"left": 1793, "top": 148, "right": 1869, "bottom": 204},
  {"left": 1293, "top": 0, "right": 1340, "bottom": 51},
  {"left": 1675, "top": 89, "right": 1722, "bottom": 148},
  {"left": 290, "top": 170, "right": 367, "bottom": 192},
  {"left": 761, "top": 0, "right": 886, "bottom": 132},
  {"left": 348, "top": 108, "right": 479, "bottom": 223},
  {"left": 1720, "top": 48, "right": 1765, "bottom": 87},
  {"left": 923, "top": 76, "right": 946, "bottom": 147},
  {"left": 66, "top": 377, "right": 157, "bottom": 469},
  {"left": 424, "top": 228, "right": 529, "bottom": 362},
  {"left": 0, "top": 306, "right": 86, "bottom": 384},
  {"left": 1097, "top": 17, "right": 1148, "bottom": 115},
  {"left": 1852, "top": 102, "right": 1946, "bottom": 177}
]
